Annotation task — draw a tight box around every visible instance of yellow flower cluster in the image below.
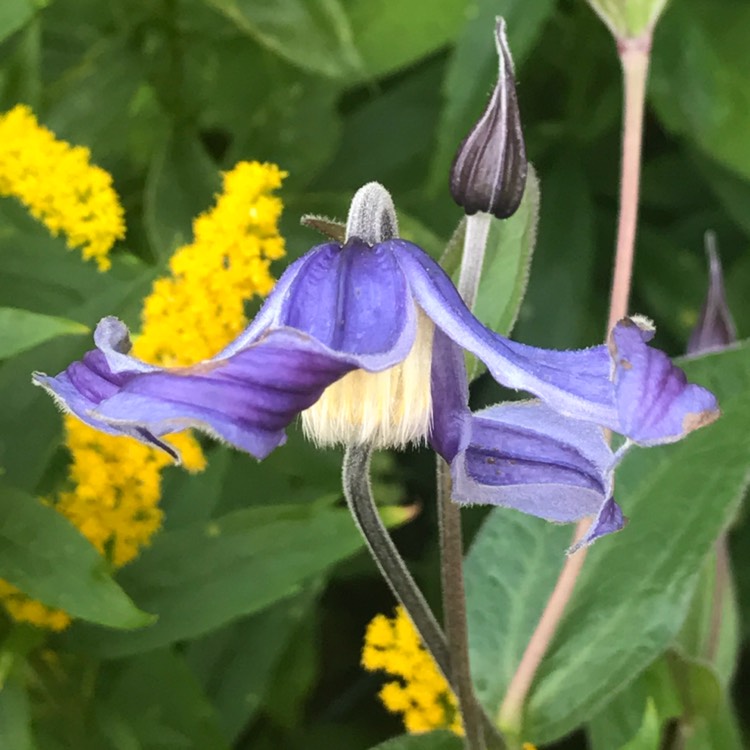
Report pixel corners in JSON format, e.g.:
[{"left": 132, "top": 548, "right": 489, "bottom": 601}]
[
  {"left": 137, "top": 161, "right": 286, "bottom": 365},
  {"left": 0, "top": 104, "right": 125, "bottom": 270},
  {"left": 362, "top": 606, "right": 463, "bottom": 735},
  {"left": 0, "top": 149, "right": 286, "bottom": 630}
]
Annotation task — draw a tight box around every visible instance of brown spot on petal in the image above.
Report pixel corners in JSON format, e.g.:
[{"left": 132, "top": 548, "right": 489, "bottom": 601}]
[
  {"left": 682, "top": 408, "right": 721, "bottom": 434},
  {"left": 619, "top": 358, "right": 632, "bottom": 370}
]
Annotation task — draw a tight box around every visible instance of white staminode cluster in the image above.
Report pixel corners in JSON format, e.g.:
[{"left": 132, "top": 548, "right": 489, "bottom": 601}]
[{"left": 302, "top": 310, "right": 435, "bottom": 449}]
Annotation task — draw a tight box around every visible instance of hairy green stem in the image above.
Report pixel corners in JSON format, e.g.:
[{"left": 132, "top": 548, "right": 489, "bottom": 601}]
[
  {"left": 344, "top": 445, "right": 505, "bottom": 748},
  {"left": 343, "top": 445, "right": 451, "bottom": 674}
]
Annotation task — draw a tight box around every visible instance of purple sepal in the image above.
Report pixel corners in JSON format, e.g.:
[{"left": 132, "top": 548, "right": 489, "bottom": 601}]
[
  {"left": 568, "top": 498, "right": 627, "bottom": 554},
  {"left": 610, "top": 317, "right": 720, "bottom": 446},
  {"left": 428, "top": 330, "right": 470, "bottom": 462},
  {"left": 450, "top": 401, "right": 624, "bottom": 543}
]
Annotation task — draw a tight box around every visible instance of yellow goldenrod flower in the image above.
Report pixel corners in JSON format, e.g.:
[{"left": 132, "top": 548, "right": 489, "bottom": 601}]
[
  {"left": 362, "top": 606, "right": 463, "bottom": 736},
  {"left": 136, "top": 160, "right": 286, "bottom": 365},
  {"left": 0, "top": 159, "right": 286, "bottom": 629},
  {"left": 0, "top": 104, "right": 125, "bottom": 270}
]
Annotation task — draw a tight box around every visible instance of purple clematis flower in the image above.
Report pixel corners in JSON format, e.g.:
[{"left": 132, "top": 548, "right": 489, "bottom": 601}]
[{"left": 33, "top": 183, "right": 718, "bottom": 543}]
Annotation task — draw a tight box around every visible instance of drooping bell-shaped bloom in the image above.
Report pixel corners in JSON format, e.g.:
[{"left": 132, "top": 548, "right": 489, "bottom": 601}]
[{"left": 34, "top": 184, "right": 718, "bottom": 540}]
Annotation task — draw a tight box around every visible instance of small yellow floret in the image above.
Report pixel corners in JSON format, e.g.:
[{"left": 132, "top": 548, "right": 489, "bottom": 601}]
[
  {"left": 362, "top": 606, "right": 463, "bottom": 736},
  {"left": 0, "top": 104, "right": 125, "bottom": 270},
  {"left": 302, "top": 310, "right": 434, "bottom": 449}
]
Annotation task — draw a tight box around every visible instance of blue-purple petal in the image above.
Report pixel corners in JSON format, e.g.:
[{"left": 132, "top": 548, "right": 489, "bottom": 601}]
[
  {"left": 451, "top": 401, "right": 621, "bottom": 537},
  {"left": 280, "top": 239, "right": 414, "bottom": 361},
  {"left": 392, "top": 240, "right": 619, "bottom": 428},
  {"left": 34, "top": 321, "right": 379, "bottom": 460},
  {"left": 611, "top": 317, "right": 720, "bottom": 445},
  {"left": 569, "top": 497, "right": 626, "bottom": 553},
  {"left": 428, "top": 329, "right": 470, "bottom": 462}
]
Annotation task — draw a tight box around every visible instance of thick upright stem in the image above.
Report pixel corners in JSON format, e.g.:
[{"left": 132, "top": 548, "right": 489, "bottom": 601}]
[
  {"left": 498, "top": 34, "right": 652, "bottom": 735},
  {"left": 438, "top": 459, "right": 487, "bottom": 750}
]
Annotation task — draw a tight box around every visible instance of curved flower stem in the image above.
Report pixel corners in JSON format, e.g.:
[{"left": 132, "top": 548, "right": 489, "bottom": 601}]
[
  {"left": 498, "top": 33, "right": 653, "bottom": 735},
  {"left": 343, "top": 444, "right": 450, "bottom": 671},
  {"left": 344, "top": 445, "right": 505, "bottom": 749}
]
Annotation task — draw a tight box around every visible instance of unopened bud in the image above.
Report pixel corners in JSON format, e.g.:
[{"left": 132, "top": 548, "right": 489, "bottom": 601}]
[
  {"left": 449, "top": 18, "right": 527, "bottom": 220},
  {"left": 687, "top": 232, "right": 737, "bottom": 355}
]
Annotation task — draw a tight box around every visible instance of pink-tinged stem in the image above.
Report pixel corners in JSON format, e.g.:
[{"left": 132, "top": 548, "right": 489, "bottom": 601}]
[
  {"left": 497, "top": 33, "right": 653, "bottom": 736},
  {"left": 608, "top": 36, "right": 652, "bottom": 331}
]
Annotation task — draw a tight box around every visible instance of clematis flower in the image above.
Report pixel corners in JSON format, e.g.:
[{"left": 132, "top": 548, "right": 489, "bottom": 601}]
[{"left": 34, "top": 184, "right": 718, "bottom": 540}]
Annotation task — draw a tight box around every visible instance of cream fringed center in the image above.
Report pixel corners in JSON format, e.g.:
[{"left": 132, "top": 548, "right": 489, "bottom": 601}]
[{"left": 302, "top": 310, "right": 434, "bottom": 449}]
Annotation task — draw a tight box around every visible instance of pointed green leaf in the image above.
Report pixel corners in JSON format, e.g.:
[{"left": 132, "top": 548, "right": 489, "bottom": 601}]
[
  {"left": 0, "top": 307, "right": 88, "bottom": 359},
  {"left": 616, "top": 699, "right": 659, "bottom": 750},
  {"left": 0, "top": 484, "right": 153, "bottom": 629},
  {"left": 61, "top": 502, "right": 408, "bottom": 657}
]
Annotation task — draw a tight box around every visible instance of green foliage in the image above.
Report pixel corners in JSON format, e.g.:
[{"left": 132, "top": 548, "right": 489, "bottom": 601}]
[
  {"left": 0, "top": 307, "right": 88, "bottom": 358},
  {"left": 0, "top": 484, "right": 151, "bottom": 628}
]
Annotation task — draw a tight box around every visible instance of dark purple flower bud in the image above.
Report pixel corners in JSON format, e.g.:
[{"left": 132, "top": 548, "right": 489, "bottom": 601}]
[
  {"left": 449, "top": 18, "right": 528, "bottom": 219},
  {"left": 687, "top": 232, "right": 737, "bottom": 355}
]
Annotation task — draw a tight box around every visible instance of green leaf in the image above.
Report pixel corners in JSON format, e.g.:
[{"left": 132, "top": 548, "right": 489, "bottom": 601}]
[
  {"left": 588, "top": 670, "right": 651, "bottom": 750},
  {"left": 0, "top": 0, "right": 39, "bottom": 44},
  {"left": 202, "top": 0, "right": 362, "bottom": 79},
  {"left": 0, "top": 483, "right": 152, "bottom": 629},
  {"left": 428, "top": 0, "right": 555, "bottom": 196},
  {"left": 651, "top": 0, "right": 750, "bottom": 182},
  {"left": 512, "top": 157, "right": 600, "bottom": 348},
  {"left": 346, "top": 0, "right": 466, "bottom": 80},
  {"left": 0, "top": 307, "right": 88, "bottom": 359},
  {"left": 61, "top": 502, "right": 408, "bottom": 657},
  {"left": 186, "top": 587, "right": 318, "bottom": 741},
  {"left": 0, "top": 668, "right": 33, "bottom": 750},
  {"left": 465, "top": 511, "right": 571, "bottom": 714},
  {"left": 368, "top": 732, "right": 463, "bottom": 749},
  {"left": 584, "top": 0, "right": 669, "bottom": 39},
  {"left": 96, "top": 650, "right": 231, "bottom": 750},
  {"left": 616, "top": 699, "right": 659, "bottom": 750},
  {"left": 676, "top": 545, "right": 739, "bottom": 687},
  {"left": 144, "top": 131, "right": 220, "bottom": 262},
  {"left": 589, "top": 653, "right": 727, "bottom": 750},
  {"left": 523, "top": 344, "right": 750, "bottom": 742},
  {"left": 682, "top": 693, "right": 744, "bottom": 750},
  {"left": 471, "top": 168, "right": 539, "bottom": 339}
]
